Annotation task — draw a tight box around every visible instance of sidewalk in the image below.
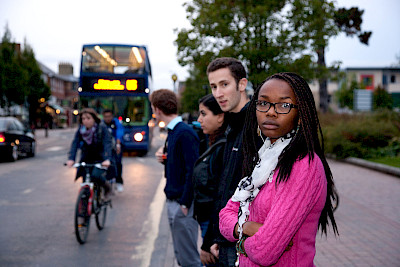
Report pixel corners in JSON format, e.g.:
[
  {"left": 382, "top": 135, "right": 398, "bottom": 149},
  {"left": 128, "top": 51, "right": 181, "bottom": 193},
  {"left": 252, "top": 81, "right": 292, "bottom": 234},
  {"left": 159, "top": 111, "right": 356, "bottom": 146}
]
[
  {"left": 34, "top": 127, "right": 77, "bottom": 145},
  {"left": 151, "top": 159, "right": 400, "bottom": 267}
]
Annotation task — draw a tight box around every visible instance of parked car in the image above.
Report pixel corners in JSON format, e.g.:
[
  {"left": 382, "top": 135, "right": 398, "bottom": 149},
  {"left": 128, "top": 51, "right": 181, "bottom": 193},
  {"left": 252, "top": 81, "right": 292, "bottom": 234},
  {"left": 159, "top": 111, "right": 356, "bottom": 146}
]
[{"left": 0, "top": 117, "right": 35, "bottom": 161}]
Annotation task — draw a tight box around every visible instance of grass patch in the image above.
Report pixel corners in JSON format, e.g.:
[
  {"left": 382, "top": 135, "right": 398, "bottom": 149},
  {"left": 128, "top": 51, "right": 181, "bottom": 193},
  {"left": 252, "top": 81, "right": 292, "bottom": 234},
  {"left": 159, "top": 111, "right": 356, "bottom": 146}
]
[{"left": 366, "top": 157, "right": 400, "bottom": 168}]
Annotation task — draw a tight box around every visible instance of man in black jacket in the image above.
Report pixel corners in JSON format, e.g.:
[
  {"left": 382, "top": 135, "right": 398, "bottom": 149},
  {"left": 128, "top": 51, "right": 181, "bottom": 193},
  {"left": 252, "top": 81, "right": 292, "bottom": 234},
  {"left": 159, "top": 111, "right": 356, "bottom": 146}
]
[{"left": 206, "top": 58, "right": 249, "bottom": 267}]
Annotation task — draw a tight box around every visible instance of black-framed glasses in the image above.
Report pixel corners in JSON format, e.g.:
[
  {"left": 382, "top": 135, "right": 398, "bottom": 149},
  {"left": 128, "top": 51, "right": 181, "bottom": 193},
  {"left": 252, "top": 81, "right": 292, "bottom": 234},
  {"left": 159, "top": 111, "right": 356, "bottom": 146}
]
[{"left": 255, "top": 100, "right": 298, "bottom": 114}]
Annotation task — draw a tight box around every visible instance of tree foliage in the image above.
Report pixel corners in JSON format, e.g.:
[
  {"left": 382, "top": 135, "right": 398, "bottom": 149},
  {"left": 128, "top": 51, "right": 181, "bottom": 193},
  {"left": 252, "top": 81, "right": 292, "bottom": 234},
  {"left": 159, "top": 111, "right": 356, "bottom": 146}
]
[
  {"left": 335, "top": 79, "right": 358, "bottom": 110},
  {"left": 0, "top": 24, "right": 49, "bottom": 122},
  {"left": 0, "top": 26, "right": 27, "bottom": 107},
  {"left": 175, "top": 0, "right": 372, "bottom": 114},
  {"left": 175, "top": 0, "right": 316, "bottom": 112},
  {"left": 373, "top": 86, "right": 393, "bottom": 110},
  {"left": 290, "top": 0, "right": 372, "bottom": 112}
]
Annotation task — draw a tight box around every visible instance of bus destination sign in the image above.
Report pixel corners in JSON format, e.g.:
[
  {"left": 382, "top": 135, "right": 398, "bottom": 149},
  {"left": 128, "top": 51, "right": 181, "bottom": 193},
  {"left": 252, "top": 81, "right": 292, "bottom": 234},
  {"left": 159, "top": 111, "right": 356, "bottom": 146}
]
[{"left": 81, "top": 77, "right": 146, "bottom": 93}]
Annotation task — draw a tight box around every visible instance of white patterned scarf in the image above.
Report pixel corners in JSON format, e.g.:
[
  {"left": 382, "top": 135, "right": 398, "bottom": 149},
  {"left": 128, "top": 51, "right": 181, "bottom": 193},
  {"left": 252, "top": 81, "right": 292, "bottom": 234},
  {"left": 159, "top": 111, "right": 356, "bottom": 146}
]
[{"left": 231, "top": 133, "right": 293, "bottom": 239}]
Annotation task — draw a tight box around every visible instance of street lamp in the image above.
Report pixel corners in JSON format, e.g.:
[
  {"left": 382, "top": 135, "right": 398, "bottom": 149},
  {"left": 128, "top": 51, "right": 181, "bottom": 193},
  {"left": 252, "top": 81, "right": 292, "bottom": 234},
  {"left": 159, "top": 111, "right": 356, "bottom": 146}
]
[{"left": 171, "top": 74, "right": 178, "bottom": 93}]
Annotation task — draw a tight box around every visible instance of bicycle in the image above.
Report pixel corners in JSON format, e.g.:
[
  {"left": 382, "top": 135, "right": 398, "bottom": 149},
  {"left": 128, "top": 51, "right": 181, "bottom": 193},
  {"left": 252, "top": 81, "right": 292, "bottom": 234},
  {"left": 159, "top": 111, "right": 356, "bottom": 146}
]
[{"left": 69, "top": 162, "right": 112, "bottom": 244}]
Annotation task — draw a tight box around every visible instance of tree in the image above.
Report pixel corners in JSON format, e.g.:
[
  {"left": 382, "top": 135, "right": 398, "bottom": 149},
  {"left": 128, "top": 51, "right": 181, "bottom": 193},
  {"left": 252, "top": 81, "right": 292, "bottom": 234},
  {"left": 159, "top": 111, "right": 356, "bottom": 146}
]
[
  {"left": 336, "top": 79, "right": 358, "bottom": 110},
  {"left": 290, "top": 0, "right": 372, "bottom": 112},
  {"left": 0, "top": 24, "right": 49, "bottom": 122},
  {"left": 175, "top": 1, "right": 371, "bottom": 114},
  {"left": 0, "top": 24, "right": 28, "bottom": 110},
  {"left": 373, "top": 86, "right": 393, "bottom": 110},
  {"left": 175, "top": 0, "right": 315, "bottom": 113},
  {"left": 20, "top": 39, "right": 50, "bottom": 126}
]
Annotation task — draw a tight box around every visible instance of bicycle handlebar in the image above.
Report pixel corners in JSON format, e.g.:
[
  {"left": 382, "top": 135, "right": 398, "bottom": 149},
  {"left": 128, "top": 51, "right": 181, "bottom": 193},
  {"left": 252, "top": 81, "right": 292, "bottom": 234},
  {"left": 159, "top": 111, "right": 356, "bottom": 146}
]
[{"left": 64, "top": 162, "right": 108, "bottom": 170}]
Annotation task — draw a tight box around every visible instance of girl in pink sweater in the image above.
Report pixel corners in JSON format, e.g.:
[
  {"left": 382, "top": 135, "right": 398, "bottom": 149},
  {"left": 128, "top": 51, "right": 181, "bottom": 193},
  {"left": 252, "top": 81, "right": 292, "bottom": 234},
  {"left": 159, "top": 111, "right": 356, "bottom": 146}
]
[{"left": 219, "top": 72, "right": 338, "bottom": 266}]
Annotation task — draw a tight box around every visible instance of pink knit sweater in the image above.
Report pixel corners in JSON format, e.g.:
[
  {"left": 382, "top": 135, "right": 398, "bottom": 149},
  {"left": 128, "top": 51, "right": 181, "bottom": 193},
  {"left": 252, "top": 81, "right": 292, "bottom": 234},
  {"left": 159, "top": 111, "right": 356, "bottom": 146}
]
[{"left": 219, "top": 154, "right": 327, "bottom": 267}]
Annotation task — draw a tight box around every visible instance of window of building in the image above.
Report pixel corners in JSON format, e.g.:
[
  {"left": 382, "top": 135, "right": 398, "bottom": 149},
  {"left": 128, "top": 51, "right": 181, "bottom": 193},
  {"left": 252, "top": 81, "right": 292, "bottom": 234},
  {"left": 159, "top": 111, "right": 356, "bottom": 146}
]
[
  {"left": 361, "top": 74, "right": 374, "bottom": 89},
  {"left": 382, "top": 75, "right": 387, "bottom": 85},
  {"left": 391, "top": 75, "right": 396, "bottom": 83}
]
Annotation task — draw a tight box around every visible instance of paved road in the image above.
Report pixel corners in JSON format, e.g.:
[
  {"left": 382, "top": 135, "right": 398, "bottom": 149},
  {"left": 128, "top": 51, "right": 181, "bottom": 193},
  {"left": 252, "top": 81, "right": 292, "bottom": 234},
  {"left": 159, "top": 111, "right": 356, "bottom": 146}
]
[{"left": 0, "top": 127, "right": 166, "bottom": 267}]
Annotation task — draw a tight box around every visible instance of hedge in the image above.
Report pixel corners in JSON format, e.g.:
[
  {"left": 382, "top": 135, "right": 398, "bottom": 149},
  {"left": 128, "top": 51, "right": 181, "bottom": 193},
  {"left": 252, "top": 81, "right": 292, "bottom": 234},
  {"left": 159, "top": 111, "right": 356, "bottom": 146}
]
[{"left": 320, "top": 110, "right": 400, "bottom": 159}]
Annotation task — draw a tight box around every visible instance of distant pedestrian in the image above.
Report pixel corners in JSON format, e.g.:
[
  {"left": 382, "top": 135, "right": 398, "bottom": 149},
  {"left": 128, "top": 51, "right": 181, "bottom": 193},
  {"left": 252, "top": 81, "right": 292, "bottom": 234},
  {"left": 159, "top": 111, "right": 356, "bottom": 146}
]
[
  {"left": 193, "top": 94, "right": 227, "bottom": 266},
  {"left": 206, "top": 57, "right": 250, "bottom": 266},
  {"left": 102, "top": 109, "right": 125, "bottom": 192},
  {"left": 151, "top": 89, "right": 201, "bottom": 267},
  {"left": 219, "top": 72, "right": 339, "bottom": 266}
]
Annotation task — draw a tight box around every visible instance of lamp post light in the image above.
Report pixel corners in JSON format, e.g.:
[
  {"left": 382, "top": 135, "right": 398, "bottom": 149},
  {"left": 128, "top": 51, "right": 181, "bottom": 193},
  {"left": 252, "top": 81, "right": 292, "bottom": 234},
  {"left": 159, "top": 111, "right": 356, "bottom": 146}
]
[{"left": 171, "top": 74, "right": 178, "bottom": 93}]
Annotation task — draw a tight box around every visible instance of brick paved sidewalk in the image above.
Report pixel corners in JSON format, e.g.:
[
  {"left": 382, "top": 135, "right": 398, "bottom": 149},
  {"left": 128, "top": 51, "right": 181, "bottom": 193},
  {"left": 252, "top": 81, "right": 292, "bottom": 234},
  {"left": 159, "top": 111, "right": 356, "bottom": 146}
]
[{"left": 314, "top": 160, "right": 400, "bottom": 267}]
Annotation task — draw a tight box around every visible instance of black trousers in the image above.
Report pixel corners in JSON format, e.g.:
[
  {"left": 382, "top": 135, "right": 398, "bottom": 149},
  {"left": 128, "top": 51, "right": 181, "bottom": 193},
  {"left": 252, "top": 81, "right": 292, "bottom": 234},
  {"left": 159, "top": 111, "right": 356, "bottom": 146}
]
[{"left": 218, "top": 244, "right": 237, "bottom": 267}]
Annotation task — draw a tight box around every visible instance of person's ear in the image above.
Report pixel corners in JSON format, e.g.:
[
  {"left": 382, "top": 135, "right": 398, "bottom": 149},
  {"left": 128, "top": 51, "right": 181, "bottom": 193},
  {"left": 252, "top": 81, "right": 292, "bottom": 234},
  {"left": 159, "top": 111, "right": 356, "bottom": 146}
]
[
  {"left": 217, "top": 113, "right": 224, "bottom": 124},
  {"left": 153, "top": 106, "right": 159, "bottom": 115},
  {"left": 238, "top": 78, "right": 248, "bottom": 93}
]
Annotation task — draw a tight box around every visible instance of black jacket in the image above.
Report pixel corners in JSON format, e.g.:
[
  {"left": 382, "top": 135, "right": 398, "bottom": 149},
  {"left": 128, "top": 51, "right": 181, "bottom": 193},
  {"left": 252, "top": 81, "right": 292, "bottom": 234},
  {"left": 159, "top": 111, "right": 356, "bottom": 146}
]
[
  {"left": 192, "top": 136, "right": 226, "bottom": 251},
  {"left": 68, "top": 123, "right": 113, "bottom": 163},
  {"left": 210, "top": 102, "right": 250, "bottom": 247}
]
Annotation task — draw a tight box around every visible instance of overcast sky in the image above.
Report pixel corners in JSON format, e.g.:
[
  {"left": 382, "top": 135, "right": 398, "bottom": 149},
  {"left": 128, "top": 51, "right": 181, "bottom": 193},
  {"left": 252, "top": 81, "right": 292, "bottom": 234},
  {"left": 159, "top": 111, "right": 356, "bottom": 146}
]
[{"left": 1, "top": 0, "right": 399, "bottom": 90}]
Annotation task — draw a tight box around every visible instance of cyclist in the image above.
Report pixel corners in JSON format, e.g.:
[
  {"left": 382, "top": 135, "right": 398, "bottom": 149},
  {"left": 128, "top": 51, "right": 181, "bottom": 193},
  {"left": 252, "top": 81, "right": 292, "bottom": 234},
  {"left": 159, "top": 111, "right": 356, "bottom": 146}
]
[{"left": 66, "top": 108, "right": 114, "bottom": 199}]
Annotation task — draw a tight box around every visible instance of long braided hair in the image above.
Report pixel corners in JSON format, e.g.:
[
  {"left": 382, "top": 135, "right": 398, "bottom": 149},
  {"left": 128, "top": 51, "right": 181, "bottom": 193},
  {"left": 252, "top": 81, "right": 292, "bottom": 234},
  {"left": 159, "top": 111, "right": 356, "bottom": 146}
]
[{"left": 242, "top": 72, "right": 338, "bottom": 235}]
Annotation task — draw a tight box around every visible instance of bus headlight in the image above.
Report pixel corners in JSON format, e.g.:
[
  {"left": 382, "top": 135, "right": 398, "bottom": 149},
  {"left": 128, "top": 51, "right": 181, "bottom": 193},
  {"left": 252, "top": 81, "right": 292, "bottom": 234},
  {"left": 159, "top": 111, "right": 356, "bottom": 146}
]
[
  {"left": 134, "top": 132, "right": 144, "bottom": 142},
  {"left": 158, "top": 121, "right": 166, "bottom": 128}
]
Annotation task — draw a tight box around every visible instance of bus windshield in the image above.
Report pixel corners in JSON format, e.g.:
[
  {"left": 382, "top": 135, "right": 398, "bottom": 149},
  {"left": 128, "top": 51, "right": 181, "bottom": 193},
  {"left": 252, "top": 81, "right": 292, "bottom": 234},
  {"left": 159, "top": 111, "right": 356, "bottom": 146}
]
[
  {"left": 82, "top": 45, "right": 147, "bottom": 75},
  {"left": 80, "top": 96, "right": 150, "bottom": 126}
]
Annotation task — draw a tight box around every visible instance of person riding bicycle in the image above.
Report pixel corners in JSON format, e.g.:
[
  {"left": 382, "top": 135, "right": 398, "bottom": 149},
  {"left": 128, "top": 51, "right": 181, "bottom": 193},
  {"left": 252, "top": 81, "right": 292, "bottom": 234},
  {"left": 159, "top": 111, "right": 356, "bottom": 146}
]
[{"left": 66, "top": 108, "right": 114, "bottom": 199}]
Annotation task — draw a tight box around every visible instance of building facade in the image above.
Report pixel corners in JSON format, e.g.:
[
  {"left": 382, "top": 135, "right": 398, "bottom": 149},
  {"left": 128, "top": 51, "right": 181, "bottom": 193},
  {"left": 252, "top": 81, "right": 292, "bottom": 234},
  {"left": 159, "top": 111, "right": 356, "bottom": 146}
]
[
  {"left": 39, "top": 62, "right": 79, "bottom": 127},
  {"left": 308, "top": 67, "right": 400, "bottom": 110}
]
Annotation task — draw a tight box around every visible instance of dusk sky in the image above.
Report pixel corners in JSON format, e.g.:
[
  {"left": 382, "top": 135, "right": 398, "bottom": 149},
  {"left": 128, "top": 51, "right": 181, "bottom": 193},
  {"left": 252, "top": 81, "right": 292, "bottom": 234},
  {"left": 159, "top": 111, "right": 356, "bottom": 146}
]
[{"left": 1, "top": 0, "right": 399, "bottom": 90}]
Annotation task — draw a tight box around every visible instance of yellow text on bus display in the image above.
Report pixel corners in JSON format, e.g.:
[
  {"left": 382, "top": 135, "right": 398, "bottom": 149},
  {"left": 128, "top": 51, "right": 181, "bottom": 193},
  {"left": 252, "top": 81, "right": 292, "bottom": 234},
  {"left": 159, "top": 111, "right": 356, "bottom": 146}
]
[
  {"left": 93, "top": 79, "right": 139, "bottom": 91},
  {"left": 94, "top": 79, "right": 124, "bottom": 90}
]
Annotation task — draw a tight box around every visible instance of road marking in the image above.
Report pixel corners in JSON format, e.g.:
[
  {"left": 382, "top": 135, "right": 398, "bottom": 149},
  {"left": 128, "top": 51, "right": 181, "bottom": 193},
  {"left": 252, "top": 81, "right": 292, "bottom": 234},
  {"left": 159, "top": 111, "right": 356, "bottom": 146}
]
[
  {"left": 22, "top": 188, "right": 33, "bottom": 194},
  {"left": 46, "top": 146, "right": 64, "bottom": 151},
  {"left": 131, "top": 174, "right": 166, "bottom": 266},
  {"left": 45, "top": 179, "right": 55, "bottom": 185}
]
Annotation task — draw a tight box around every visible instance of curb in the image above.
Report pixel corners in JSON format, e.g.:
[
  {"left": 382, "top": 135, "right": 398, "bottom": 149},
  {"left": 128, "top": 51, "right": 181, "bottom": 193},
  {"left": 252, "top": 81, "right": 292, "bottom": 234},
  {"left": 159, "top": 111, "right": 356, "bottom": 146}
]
[{"left": 340, "top": 157, "right": 400, "bottom": 177}]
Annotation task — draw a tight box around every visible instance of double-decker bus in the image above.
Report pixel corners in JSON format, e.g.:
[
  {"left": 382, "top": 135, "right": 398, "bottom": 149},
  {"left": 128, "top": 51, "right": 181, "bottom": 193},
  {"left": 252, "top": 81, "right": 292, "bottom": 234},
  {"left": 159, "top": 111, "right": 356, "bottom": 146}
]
[{"left": 78, "top": 44, "right": 153, "bottom": 154}]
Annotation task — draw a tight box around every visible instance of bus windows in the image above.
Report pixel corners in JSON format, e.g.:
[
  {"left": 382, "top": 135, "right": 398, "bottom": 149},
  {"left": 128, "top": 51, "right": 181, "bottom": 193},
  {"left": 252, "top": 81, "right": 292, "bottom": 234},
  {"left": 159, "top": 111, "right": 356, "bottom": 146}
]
[
  {"left": 80, "top": 96, "right": 149, "bottom": 126},
  {"left": 82, "top": 45, "right": 147, "bottom": 75}
]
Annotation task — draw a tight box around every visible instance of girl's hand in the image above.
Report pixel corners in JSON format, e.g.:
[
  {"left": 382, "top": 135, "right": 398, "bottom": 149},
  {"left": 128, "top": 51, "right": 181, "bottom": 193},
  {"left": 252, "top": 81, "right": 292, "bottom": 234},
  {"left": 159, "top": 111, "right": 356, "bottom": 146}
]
[
  {"left": 243, "top": 221, "right": 263, "bottom": 237},
  {"left": 66, "top": 160, "right": 75, "bottom": 168},
  {"left": 238, "top": 221, "right": 294, "bottom": 251},
  {"left": 101, "top": 159, "right": 111, "bottom": 168}
]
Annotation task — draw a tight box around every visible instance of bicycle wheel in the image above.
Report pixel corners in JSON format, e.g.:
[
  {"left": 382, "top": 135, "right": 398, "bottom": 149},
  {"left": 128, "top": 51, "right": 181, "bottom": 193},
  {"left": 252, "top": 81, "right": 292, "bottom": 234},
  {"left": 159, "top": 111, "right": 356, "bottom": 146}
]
[
  {"left": 95, "top": 187, "right": 107, "bottom": 230},
  {"left": 74, "top": 188, "right": 91, "bottom": 244}
]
